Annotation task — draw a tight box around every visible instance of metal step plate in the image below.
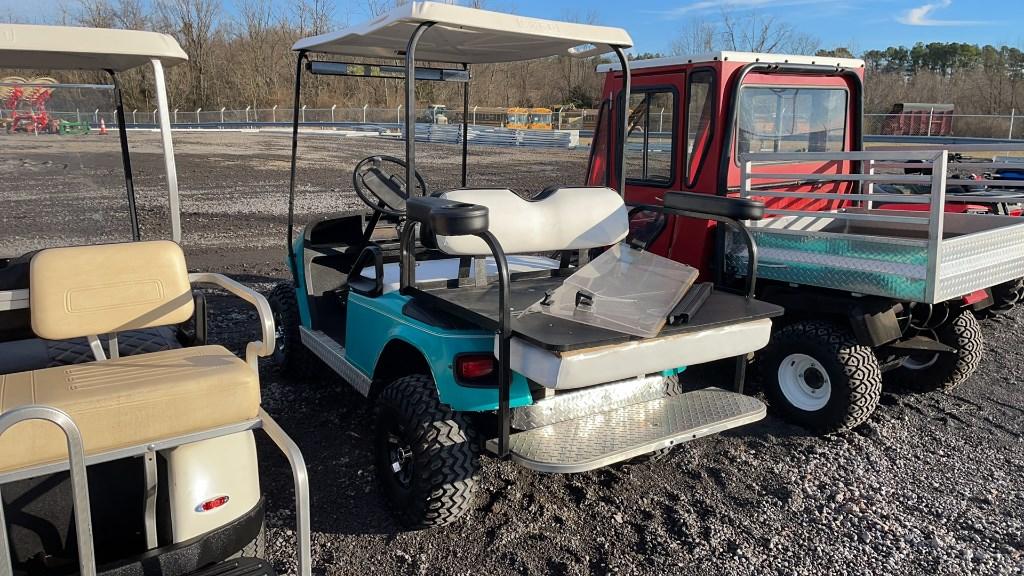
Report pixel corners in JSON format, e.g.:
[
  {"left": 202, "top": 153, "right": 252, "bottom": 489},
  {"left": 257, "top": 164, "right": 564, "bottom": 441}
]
[
  {"left": 298, "top": 326, "right": 372, "bottom": 396},
  {"left": 487, "top": 388, "right": 765, "bottom": 473}
]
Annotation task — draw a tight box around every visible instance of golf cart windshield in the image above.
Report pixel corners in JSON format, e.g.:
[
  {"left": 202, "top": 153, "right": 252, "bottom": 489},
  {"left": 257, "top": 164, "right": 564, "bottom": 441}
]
[{"left": 0, "top": 79, "right": 133, "bottom": 256}]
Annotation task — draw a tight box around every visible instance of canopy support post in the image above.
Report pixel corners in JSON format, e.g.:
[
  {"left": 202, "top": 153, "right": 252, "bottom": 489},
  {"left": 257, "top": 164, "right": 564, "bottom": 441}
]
[
  {"left": 405, "top": 22, "right": 435, "bottom": 195},
  {"left": 108, "top": 70, "right": 140, "bottom": 241},
  {"left": 287, "top": 51, "right": 306, "bottom": 281},
  {"left": 151, "top": 58, "right": 181, "bottom": 243},
  {"left": 611, "top": 46, "right": 631, "bottom": 196},
  {"left": 462, "top": 63, "right": 470, "bottom": 187}
]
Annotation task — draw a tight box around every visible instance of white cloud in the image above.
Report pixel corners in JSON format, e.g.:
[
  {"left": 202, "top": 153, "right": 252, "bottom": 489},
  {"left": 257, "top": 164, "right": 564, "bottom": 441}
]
[
  {"left": 897, "top": 0, "right": 987, "bottom": 26},
  {"left": 655, "top": 0, "right": 838, "bottom": 19}
]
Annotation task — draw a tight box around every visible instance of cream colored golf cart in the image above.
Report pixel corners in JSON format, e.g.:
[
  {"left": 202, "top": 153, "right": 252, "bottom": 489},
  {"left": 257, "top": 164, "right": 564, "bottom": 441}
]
[{"left": 0, "top": 25, "right": 310, "bottom": 576}]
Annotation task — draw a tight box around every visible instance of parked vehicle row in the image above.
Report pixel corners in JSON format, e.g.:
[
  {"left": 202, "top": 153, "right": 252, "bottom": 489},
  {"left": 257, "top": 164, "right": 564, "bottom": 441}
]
[{"left": 1, "top": 4, "right": 1022, "bottom": 575}]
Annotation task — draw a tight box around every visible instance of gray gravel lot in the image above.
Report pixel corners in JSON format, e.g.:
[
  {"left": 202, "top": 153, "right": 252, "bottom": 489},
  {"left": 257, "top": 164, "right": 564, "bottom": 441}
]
[{"left": 3, "top": 130, "right": 1022, "bottom": 575}]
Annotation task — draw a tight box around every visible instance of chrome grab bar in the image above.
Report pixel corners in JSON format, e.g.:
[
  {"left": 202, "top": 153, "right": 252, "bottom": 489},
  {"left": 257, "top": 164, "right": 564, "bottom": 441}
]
[{"left": 0, "top": 406, "right": 96, "bottom": 576}]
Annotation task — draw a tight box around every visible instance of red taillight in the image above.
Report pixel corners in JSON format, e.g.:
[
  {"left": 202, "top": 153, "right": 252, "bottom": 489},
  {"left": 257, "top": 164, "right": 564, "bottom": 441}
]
[
  {"left": 456, "top": 355, "right": 495, "bottom": 380},
  {"left": 198, "top": 495, "right": 230, "bottom": 512}
]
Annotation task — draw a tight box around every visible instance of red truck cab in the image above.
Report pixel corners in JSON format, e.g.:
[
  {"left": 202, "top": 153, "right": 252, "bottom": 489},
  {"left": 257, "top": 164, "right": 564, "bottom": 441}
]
[
  {"left": 591, "top": 51, "right": 865, "bottom": 275},
  {"left": 588, "top": 53, "right": 1016, "bottom": 434}
]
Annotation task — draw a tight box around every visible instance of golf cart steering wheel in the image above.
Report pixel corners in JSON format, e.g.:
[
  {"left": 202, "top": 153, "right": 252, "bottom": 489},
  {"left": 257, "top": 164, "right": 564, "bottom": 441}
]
[{"left": 352, "top": 155, "right": 428, "bottom": 217}]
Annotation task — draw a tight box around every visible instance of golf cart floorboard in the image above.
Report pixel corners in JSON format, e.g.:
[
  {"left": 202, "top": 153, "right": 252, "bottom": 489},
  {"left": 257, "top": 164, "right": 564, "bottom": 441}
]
[{"left": 485, "top": 387, "right": 765, "bottom": 473}]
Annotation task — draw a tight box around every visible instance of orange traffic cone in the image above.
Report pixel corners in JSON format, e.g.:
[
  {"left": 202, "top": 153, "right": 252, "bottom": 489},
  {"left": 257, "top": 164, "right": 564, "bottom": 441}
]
[{"left": 99, "top": 118, "right": 108, "bottom": 135}]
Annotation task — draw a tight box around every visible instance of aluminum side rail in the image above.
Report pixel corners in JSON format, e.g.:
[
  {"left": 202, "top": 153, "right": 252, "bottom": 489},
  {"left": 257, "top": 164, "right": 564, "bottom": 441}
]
[
  {"left": 735, "top": 148, "right": 1024, "bottom": 303},
  {"left": 0, "top": 406, "right": 96, "bottom": 576},
  {"left": 0, "top": 408, "right": 312, "bottom": 576}
]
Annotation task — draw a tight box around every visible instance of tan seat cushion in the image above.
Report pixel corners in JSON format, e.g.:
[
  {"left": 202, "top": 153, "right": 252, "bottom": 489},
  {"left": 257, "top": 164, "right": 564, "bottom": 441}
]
[
  {"left": 0, "top": 346, "right": 259, "bottom": 474},
  {"left": 30, "top": 241, "right": 195, "bottom": 341}
]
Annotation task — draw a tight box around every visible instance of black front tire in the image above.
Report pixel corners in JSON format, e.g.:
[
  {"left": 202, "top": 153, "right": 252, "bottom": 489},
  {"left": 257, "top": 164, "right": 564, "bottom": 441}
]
[
  {"left": 267, "top": 282, "right": 315, "bottom": 377},
  {"left": 374, "top": 374, "right": 480, "bottom": 529},
  {"left": 760, "top": 320, "right": 882, "bottom": 433},
  {"left": 887, "top": 309, "right": 983, "bottom": 391}
]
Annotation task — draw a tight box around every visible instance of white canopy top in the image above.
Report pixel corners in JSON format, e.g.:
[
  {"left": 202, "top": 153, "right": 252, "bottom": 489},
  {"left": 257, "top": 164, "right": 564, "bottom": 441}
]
[
  {"left": 293, "top": 2, "right": 633, "bottom": 64},
  {"left": 598, "top": 52, "right": 865, "bottom": 72},
  {"left": 0, "top": 24, "right": 188, "bottom": 72}
]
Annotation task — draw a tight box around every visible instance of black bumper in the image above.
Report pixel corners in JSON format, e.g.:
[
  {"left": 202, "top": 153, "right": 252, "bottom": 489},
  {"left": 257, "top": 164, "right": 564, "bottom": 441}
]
[{"left": 96, "top": 498, "right": 266, "bottom": 576}]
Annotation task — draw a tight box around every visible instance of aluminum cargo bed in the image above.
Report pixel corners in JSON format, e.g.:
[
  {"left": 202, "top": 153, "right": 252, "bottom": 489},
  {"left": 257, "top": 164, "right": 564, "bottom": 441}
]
[
  {"left": 729, "top": 210, "right": 1024, "bottom": 303},
  {"left": 730, "top": 148, "right": 1024, "bottom": 304}
]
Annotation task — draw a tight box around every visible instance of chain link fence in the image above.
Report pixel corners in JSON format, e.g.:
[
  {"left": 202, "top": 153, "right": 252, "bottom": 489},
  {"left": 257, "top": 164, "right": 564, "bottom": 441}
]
[
  {"left": 21, "top": 106, "right": 601, "bottom": 131},
  {"left": 863, "top": 112, "right": 1022, "bottom": 140},
  {"left": 13, "top": 106, "right": 1024, "bottom": 141}
]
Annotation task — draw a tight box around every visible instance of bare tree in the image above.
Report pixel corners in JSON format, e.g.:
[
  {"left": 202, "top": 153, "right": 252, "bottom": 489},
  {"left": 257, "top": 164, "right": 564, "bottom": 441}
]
[
  {"left": 295, "top": 0, "right": 332, "bottom": 36},
  {"left": 157, "top": 0, "right": 220, "bottom": 106},
  {"left": 673, "top": 8, "right": 820, "bottom": 56},
  {"left": 671, "top": 16, "right": 715, "bottom": 55}
]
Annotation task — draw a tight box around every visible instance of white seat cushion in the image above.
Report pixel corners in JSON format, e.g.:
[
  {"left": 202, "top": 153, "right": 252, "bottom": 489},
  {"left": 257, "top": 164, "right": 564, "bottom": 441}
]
[
  {"left": 505, "top": 319, "right": 773, "bottom": 390},
  {"left": 435, "top": 187, "right": 628, "bottom": 255},
  {"left": 363, "top": 255, "right": 561, "bottom": 294}
]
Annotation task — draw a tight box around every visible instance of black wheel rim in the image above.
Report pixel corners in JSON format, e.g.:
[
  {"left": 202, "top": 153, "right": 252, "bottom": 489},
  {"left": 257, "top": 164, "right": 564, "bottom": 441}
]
[
  {"left": 272, "top": 309, "right": 287, "bottom": 357},
  {"left": 386, "top": 423, "right": 414, "bottom": 489}
]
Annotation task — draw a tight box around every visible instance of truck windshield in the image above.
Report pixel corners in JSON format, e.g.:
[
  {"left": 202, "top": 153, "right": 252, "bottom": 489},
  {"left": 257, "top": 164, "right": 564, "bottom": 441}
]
[{"left": 737, "top": 86, "right": 847, "bottom": 156}]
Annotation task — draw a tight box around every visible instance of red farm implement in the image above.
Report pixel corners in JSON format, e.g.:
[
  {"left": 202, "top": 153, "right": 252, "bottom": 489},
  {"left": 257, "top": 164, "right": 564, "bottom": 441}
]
[{"left": 1, "top": 76, "right": 57, "bottom": 134}]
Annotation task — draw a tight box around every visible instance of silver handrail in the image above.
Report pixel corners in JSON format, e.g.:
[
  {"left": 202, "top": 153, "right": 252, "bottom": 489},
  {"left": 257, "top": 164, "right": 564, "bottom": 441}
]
[
  {"left": 0, "top": 406, "right": 96, "bottom": 576},
  {"left": 259, "top": 409, "right": 312, "bottom": 576}
]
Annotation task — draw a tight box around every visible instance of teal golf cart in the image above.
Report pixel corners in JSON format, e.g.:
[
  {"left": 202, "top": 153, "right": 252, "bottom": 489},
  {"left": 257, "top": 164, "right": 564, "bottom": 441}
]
[{"left": 270, "top": 2, "right": 784, "bottom": 528}]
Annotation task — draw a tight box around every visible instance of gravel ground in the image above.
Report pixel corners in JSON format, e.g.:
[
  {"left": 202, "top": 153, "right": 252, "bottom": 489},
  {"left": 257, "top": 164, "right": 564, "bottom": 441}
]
[{"left": 2, "top": 131, "right": 1022, "bottom": 575}]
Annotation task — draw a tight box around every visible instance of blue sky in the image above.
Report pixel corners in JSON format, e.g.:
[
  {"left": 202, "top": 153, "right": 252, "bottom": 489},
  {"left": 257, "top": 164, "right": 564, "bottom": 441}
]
[
  {"left": 3, "top": 0, "right": 1022, "bottom": 55},
  {"left": 526, "top": 0, "right": 1024, "bottom": 55}
]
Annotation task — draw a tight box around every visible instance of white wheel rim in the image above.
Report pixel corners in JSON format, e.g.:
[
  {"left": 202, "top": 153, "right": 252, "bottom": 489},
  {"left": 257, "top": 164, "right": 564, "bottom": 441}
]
[{"left": 778, "top": 353, "right": 831, "bottom": 411}]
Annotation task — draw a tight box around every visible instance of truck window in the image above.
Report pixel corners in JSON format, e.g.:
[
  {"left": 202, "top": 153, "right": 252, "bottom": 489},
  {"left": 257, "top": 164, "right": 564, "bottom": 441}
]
[
  {"left": 686, "top": 70, "right": 714, "bottom": 187},
  {"left": 625, "top": 90, "right": 676, "bottom": 185},
  {"left": 737, "top": 87, "right": 847, "bottom": 156}
]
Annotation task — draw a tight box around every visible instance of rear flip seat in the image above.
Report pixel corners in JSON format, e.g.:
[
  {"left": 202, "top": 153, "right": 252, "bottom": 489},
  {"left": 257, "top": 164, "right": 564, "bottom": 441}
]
[
  {"left": 0, "top": 345, "right": 259, "bottom": 473},
  {"left": 1, "top": 240, "right": 268, "bottom": 475}
]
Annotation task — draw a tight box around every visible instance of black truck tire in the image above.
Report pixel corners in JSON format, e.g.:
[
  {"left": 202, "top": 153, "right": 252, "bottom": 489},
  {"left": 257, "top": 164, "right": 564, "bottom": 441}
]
[
  {"left": 988, "top": 278, "right": 1024, "bottom": 315},
  {"left": 888, "top": 309, "right": 983, "bottom": 391},
  {"left": 374, "top": 374, "right": 480, "bottom": 529},
  {"left": 267, "top": 282, "right": 316, "bottom": 378},
  {"left": 760, "top": 320, "right": 882, "bottom": 433}
]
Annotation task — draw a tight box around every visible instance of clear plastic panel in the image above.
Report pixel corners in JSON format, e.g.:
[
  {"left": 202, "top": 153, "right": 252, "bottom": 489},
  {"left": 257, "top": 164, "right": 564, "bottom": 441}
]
[{"left": 526, "top": 243, "right": 699, "bottom": 338}]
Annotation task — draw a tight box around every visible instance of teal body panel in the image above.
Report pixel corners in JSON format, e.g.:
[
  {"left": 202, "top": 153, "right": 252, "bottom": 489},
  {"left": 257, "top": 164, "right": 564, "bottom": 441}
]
[
  {"left": 288, "top": 227, "right": 681, "bottom": 412},
  {"left": 289, "top": 234, "right": 314, "bottom": 328},
  {"left": 346, "top": 292, "right": 534, "bottom": 412}
]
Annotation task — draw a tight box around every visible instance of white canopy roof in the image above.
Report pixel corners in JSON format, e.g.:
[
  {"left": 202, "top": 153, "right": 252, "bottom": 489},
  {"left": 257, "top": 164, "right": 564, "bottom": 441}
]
[
  {"left": 293, "top": 2, "right": 633, "bottom": 64},
  {"left": 598, "top": 52, "right": 864, "bottom": 72},
  {"left": 0, "top": 24, "right": 188, "bottom": 72}
]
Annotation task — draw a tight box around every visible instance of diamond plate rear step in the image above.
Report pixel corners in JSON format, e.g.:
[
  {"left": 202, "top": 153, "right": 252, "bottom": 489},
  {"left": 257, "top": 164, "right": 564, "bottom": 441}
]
[{"left": 486, "top": 388, "right": 765, "bottom": 473}]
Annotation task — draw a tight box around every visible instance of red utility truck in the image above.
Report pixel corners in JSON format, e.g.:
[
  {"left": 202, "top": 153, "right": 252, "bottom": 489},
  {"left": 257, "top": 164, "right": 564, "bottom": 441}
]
[{"left": 592, "top": 52, "right": 1024, "bottom": 433}]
